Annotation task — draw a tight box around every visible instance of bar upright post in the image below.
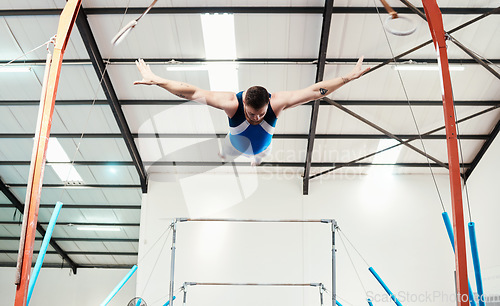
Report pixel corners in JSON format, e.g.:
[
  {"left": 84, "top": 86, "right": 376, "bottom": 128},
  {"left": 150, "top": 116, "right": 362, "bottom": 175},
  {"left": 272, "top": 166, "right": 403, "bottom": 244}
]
[{"left": 169, "top": 220, "right": 177, "bottom": 306}]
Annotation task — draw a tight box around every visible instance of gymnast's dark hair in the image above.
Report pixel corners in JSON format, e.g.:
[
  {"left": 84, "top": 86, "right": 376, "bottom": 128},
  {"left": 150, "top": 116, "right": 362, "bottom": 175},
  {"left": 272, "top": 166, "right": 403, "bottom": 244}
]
[{"left": 245, "top": 86, "right": 269, "bottom": 109}]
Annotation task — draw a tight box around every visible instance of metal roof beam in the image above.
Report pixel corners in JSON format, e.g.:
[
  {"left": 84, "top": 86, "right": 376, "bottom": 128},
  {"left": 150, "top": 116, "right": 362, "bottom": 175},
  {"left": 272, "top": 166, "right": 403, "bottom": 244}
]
[
  {"left": 464, "top": 119, "right": 500, "bottom": 181},
  {"left": 4, "top": 58, "right": 500, "bottom": 66},
  {"left": 75, "top": 9, "right": 148, "bottom": 193},
  {"left": 0, "top": 178, "right": 78, "bottom": 274},
  {"left": 303, "top": 0, "right": 334, "bottom": 195},
  {"left": 2, "top": 99, "right": 499, "bottom": 107},
  {"left": 0, "top": 133, "right": 490, "bottom": 140},
  {"left": 1, "top": 6, "right": 498, "bottom": 16}
]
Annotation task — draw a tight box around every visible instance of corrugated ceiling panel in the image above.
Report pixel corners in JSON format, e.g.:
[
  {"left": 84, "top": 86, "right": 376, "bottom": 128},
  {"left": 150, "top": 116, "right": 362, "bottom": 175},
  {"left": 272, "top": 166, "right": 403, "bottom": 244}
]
[
  {"left": 316, "top": 105, "right": 499, "bottom": 136},
  {"left": 125, "top": 104, "right": 226, "bottom": 134},
  {"left": 32, "top": 253, "right": 67, "bottom": 264},
  {"left": 0, "top": 65, "right": 105, "bottom": 101},
  {"left": 238, "top": 64, "right": 317, "bottom": 93},
  {"left": 38, "top": 209, "right": 85, "bottom": 224},
  {"left": 0, "top": 224, "right": 19, "bottom": 236},
  {"left": 0, "top": 253, "right": 16, "bottom": 262},
  {"left": 0, "top": 193, "right": 13, "bottom": 204},
  {"left": 266, "top": 139, "right": 308, "bottom": 162},
  {"left": 0, "top": 166, "right": 29, "bottom": 184},
  {"left": 443, "top": 15, "right": 500, "bottom": 59},
  {"left": 51, "top": 225, "right": 138, "bottom": 239},
  {"left": 100, "top": 189, "right": 143, "bottom": 205},
  {"left": 0, "top": 240, "right": 24, "bottom": 250},
  {"left": 274, "top": 105, "right": 312, "bottom": 134},
  {"left": 396, "top": 139, "right": 485, "bottom": 164},
  {"left": 51, "top": 105, "right": 120, "bottom": 134},
  {"left": 235, "top": 14, "right": 321, "bottom": 58},
  {"left": 324, "top": 64, "right": 500, "bottom": 101},
  {"left": 109, "top": 64, "right": 317, "bottom": 100},
  {"left": 312, "top": 138, "right": 379, "bottom": 163},
  {"left": 0, "top": 15, "right": 89, "bottom": 61},
  {"left": 113, "top": 255, "right": 138, "bottom": 265},
  {"left": 0, "top": 0, "right": 65, "bottom": 10},
  {"left": 89, "top": 14, "right": 205, "bottom": 59},
  {"left": 0, "top": 139, "right": 35, "bottom": 160},
  {"left": 327, "top": 13, "right": 432, "bottom": 59},
  {"left": 107, "top": 64, "right": 211, "bottom": 100},
  {"left": 58, "top": 138, "right": 131, "bottom": 161},
  {"left": 0, "top": 68, "right": 44, "bottom": 101}
]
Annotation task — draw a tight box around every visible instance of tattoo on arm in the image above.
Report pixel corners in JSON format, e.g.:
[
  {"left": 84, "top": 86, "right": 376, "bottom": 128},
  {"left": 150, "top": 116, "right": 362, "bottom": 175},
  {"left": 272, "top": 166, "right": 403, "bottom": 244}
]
[
  {"left": 176, "top": 93, "right": 186, "bottom": 99},
  {"left": 319, "top": 88, "right": 328, "bottom": 95}
]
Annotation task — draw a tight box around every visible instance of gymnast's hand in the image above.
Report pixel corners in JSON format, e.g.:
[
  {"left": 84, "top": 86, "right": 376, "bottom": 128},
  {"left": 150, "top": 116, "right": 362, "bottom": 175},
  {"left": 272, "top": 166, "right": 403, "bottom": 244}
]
[
  {"left": 134, "top": 58, "right": 162, "bottom": 85},
  {"left": 344, "top": 56, "right": 370, "bottom": 82}
]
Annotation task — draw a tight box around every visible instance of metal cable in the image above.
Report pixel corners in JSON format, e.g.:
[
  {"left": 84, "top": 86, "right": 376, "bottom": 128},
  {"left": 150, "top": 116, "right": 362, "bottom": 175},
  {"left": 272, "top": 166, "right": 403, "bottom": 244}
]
[{"left": 373, "top": 1, "right": 447, "bottom": 212}]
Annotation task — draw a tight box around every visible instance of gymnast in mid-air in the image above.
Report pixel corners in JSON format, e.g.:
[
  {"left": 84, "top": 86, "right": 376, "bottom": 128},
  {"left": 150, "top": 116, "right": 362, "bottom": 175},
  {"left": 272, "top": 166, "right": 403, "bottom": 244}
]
[{"left": 134, "top": 57, "right": 369, "bottom": 165}]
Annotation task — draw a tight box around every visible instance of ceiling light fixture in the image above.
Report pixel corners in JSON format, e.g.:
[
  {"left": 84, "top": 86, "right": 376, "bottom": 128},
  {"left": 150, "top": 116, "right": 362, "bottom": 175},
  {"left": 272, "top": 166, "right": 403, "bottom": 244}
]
[
  {"left": 46, "top": 138, "right": 84, "bottom": 184},
  {"left": 368, "top": 139, "right": 403, "bottom": 177},
  {"left": 201, "top": 13, "right": 239, "bottom": 92}
]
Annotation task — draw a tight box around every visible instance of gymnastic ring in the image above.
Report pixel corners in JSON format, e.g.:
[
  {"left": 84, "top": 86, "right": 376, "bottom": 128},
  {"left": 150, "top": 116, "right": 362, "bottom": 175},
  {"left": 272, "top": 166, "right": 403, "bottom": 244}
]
[{"left": 384, "top": 15, "right": 417, "bottom": 36}]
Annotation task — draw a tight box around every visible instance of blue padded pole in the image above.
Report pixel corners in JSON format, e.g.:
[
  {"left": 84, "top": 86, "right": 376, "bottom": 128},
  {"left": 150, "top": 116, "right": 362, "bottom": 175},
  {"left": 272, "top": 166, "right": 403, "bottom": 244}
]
[
  {"left": 100, "top": 265, "right": 138, "bottom": 306},
  {"left": 368, "top": 267, "right": 403, "bottom": 306},
  {"left": 135, "top": 298, "right": 142, "bottom": 306},
  {"left": 367, "top": 298, "right": 374, "bottom": 306},
  {"left": 468, "top": 222, "right": 485, "bottom": 306},
  {"left": 442, "top": 212, "right": 477, "bottom": 306},
  {"left": 27, "top": 201, "right": 63, "bottom": 305},
  {"left": 163, "top": 296, "right": 176, "bottom": 306},
  {"left": 335, "top": 300, "right": 343, "bottom": 306}
]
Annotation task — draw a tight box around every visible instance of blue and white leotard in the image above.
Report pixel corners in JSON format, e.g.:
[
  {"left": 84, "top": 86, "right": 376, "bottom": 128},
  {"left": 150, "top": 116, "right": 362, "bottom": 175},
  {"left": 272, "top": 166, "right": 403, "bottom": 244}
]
[{"left": 228, "top": 91, "right": 277, "bottom": 155}]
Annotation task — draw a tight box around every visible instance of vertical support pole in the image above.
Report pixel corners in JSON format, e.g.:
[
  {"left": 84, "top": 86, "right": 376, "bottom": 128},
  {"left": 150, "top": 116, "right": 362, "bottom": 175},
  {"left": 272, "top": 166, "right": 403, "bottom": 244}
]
[
  {"left": 319, "top": 284, "right": 324, "bottom": 306},
  {"left": 99, "top": 265, "right": 138, "bottom": 306},
  {"left": 182, "top": 287, "right": 187, "bottom": 306},
  {"left": 169, "top": 220, "right": 178, "bottom": 306},
  {"left": 442, "top": 212, "right": 477, "bottom": 306},
  {"left": 27, "top": 201, "right": 63, "bottom": 305},
  {"left": 14, "top": 1, "right": 81, "bottom": 305},
  {"left": 421, "top": 1, "right": 469, "bottom": 305},
  {"left": 468, "top": 222, "right": 485, "bottom": 306},
  {"left": 331, "top": 222, "right": 337, "bottom": 306}
]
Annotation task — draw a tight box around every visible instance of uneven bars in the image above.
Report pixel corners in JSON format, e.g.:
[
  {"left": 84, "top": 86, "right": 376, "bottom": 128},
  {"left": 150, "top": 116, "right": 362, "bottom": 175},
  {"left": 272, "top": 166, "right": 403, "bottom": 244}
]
[{"left": 177, "top": 218, "right": 335, "bottom": 223}]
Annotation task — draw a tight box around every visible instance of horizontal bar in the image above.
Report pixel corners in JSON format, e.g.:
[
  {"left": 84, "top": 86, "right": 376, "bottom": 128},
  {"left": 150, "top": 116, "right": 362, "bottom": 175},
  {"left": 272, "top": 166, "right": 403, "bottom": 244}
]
[
  {"left": 1, "top": 6, "right": 497, "bottom": 16},
  {"left": 1, "top": 99, "right": 498, "bottom": 107},
  {"left": 0, "top": 236, "right": 139, "bottom": 242},
  {"left": 178, "top": 218, "right": 335, "bottom": 223},
  {"left": 184, "top": 282, "right": 323, "bottom": 287},
  {"left": 0, "top": 204, "right": 141, "bottom": 209},
  {"left": 0, "top": 133, "right": 489, "bottom": 140}
]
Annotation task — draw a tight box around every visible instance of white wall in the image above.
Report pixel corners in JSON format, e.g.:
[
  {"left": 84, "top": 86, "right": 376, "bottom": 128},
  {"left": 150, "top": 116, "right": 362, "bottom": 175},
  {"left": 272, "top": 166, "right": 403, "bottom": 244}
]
[
  {"left": 0, "top": 267, "right": 137, "bottom": 306},
  {"left": 137, "top": 152, "right": 500, "bottom": 306}
]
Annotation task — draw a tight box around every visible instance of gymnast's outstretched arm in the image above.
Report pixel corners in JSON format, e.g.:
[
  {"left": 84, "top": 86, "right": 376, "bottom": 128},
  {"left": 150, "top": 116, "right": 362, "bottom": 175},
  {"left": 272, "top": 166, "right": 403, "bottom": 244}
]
[
  {"left": 134, "top": 59, "right": 238, "bottom": 116},
  {"left": 270, "top": 56, "right": 370, "bottom": 114}
]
